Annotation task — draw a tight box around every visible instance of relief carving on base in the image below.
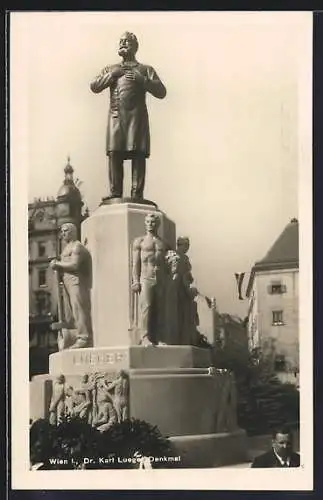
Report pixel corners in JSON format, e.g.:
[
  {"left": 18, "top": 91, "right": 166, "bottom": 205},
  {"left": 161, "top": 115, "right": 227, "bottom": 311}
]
[{"left": 48, "top": 370, "right": 129, "bottom": 432}]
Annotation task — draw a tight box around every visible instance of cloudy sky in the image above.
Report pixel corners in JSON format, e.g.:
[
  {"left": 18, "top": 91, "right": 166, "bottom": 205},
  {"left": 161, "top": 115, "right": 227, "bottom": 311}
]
[{"left": 12, "top": 11, "right": 312, "bottom": 318}]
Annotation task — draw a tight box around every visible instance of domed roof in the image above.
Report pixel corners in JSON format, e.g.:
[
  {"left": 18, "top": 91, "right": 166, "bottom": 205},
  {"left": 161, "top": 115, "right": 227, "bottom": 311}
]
[
  {"left": 57, "top": 156, "right": 82, "bottom": 201},
  {"left": 57, "top": 183, "right": 81, "bottom": 199}
]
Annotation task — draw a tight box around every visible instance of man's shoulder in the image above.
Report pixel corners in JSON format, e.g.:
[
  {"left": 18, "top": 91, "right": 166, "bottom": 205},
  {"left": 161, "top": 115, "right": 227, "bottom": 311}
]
[
  {"left": 107, "top": 62, "right": 121, "bottom": 69},
  {"left": 290, "top": 451, "right": 301, "bottom": 466},
  {"left": 155, "top": 236, "right": 166, "bottom": 248},
  {"left": 138, "top": 62, "right": 155, "bottom": 72},
  {"left": 133, "top": 235, "right": 145, "bottom": 246},
  {"left": 74, "top": 240, "right": 90, "bottom": 253},
  {"left": 251, "top": 450, "right": 277, "bottom": 468},
  {"left": 98, "top": 63, "right": 120, "bottom": 73},
  {"left": 251, "top": 450, "right": 300, "bottom": 468}
]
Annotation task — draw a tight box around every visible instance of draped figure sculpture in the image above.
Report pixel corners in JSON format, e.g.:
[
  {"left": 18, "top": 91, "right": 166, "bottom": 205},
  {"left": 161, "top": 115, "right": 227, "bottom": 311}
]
[
  {"left": 164, "top": 250, "right": 181, "bottom": 345},
  {"left": 176, "top": 237, "right": 200, "bottom": 345}
]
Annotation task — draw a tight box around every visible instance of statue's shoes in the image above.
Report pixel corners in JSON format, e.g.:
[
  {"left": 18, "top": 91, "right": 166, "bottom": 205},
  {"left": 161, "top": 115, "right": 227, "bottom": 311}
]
[
  {"left": 106, "top": 194, "right": 122, "bottom": 200},
  {"left": 69, "top": 339, "right": 88, "bottom": 349}
]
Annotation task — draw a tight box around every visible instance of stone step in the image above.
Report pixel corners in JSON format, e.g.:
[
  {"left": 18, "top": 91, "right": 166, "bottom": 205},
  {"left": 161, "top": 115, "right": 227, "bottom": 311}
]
[{"left": 218, "top": 462, "right": 251, "bottom": 468}]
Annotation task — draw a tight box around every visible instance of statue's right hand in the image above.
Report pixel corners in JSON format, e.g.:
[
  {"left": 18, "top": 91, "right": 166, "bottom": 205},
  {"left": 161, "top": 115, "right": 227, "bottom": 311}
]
[
  {"left": 131, "top": 282, "right": 141, "bottom": 294},
  {"left": 49, "top": 259, "right": 59, "bottom": 270},
  {"left": 111, "top": 67, "right": 125, "bottom": 79}
]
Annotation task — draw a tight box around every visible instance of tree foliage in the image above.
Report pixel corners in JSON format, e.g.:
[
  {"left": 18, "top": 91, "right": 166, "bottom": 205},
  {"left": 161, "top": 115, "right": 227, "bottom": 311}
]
[
  {"left": 97, "top": 418, "right": 177, "bottom": 469},
  {"left": 30, "top": 416, "right": 178, "bottom": 470},
  {"left": 213, "top": 344, "right": 299, "bottom": 436}
]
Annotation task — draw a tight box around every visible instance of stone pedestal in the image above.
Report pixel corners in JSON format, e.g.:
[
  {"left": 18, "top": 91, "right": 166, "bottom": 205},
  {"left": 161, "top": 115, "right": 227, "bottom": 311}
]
[
  {"left": 30, "top": 201, "right": 247, "bottom": 468},
  {"left": 30, "top": 345, "right": 248, "bottom": 467},
  {"left": 81, "top": 202, "right": 175, "bottom": 347}
]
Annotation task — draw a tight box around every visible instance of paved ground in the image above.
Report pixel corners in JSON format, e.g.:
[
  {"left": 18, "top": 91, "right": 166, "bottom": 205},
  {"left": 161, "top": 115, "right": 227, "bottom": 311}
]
[{"left": 218, "top": 462, "right": 251, "bottom": 468}]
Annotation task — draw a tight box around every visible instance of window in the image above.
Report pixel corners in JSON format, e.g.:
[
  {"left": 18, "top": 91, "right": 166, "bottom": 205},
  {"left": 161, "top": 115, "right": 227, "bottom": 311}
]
[
  {"left": 274, "top": 354, "right": 286, "bottom": 372},
  {"left": 250, "top": 347, "right": 261, "bottom": 365},
  {"left": 38, "top": 241, "right": 46, "bottom": 257},
  {"left": 272, "top": 310, "right": 284, "bottom": 326},
  {"left": 35, "top": 291, "right": 51, "bottom": 315},
  {"left": 29, "top": 330, "right": 38, "bottom": 348},
  {"left": 268, "top": 283, "right": 287, "bottom": 294},
  {"left": 40, "top": 332, "right": 49, "bottom": 348},
  {"left": 38, "top": 295, "right": 47, "bottom": 315},
  {"left": 38, "top": 269, "right": 47, "bottom": 287}
]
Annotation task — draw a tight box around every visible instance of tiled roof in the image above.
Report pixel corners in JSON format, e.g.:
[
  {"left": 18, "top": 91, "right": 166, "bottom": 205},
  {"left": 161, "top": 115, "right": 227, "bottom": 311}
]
[{"left": 255, "top": 218, "right": 299, "bottom": 271}]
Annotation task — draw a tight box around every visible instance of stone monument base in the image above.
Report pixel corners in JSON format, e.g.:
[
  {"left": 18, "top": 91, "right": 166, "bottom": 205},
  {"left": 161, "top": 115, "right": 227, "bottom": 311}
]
[
  {"left": 30, "top": 346, "right": 247, "bottom": 468},
  {"left": 169, "top": 430, "right": 248, "bottom": 468}
]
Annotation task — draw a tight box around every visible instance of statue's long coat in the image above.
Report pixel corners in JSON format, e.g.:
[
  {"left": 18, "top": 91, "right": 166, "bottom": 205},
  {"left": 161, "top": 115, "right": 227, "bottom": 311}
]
[{"left": 90, "top": 61, "right": 166, "bottom": 158}]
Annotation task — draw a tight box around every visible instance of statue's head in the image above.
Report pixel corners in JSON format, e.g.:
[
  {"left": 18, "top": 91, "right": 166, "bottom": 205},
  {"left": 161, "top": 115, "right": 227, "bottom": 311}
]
[
  {"left": 81, "top": 374, "right": 89, "bottom": 383},
  {"left": 118, "top": 369, "right": 128, "bottom": 379},
  {"left": 144, "top": 213, "right": 160, "bottom": 233},
  {"left": 57, "top": 374, "right": 65, "bottom": 384},
  {"left": 74, "top": 389, "right": 86, "bottom": 402},
  {"left": 65, "top": 385, "right": 74, "bottom": 396},
  {"left": 177, "top": 236, "right": 190, "bottom": 255},
  {"left": 60, "top": 222, "right": 77, "bottom": 243},
  {"left": 118, "top": 32, "right": 139, "bottom": 58}
]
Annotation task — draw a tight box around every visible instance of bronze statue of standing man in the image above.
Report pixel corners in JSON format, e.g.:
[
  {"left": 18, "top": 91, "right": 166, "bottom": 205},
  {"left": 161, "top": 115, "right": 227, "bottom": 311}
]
[{"left": 90, "top": 32, "right": 167, "bottom": 201}]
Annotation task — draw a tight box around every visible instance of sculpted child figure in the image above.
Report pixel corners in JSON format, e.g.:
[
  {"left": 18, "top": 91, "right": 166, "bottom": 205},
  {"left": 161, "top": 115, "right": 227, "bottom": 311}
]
[
  {"left": 92, "top": 381, "right": 118, "bottom": 433},
  {"left": 104, "top": 370, "right": 129, "bottom": 423}
]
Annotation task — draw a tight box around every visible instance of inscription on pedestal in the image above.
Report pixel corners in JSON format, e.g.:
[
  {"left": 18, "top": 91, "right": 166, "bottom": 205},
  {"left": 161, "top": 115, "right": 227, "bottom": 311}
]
[
  {"left": 49, "top": 348, "right": 130, "bottom": 375},
  {"left": 72, "top": 350, "right": 128, "bottom": 367}
]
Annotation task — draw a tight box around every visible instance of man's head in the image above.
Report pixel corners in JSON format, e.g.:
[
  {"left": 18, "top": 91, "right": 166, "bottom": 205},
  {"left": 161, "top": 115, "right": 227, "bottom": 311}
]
[
  {"left": 60, "top": 223, "right": 77, "bottom": 243},
  {"left": 144, "top": 213, "right": 160, "bottom": 234},
  {"left": 118, "top": 32, "right": 139, "bottom": 59},
  {"left": 272, "top": 426, "right": 294, "bottom": 460},
  {"left": 177, "top": 236, "right": 190, "bottom": 255}
]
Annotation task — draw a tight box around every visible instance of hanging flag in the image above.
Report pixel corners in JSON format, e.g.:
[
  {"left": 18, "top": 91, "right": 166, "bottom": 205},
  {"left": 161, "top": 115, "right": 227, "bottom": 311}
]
[
  {"left": 197, "top": 292, "right": 213, "bottom": 309},
  {"left": 204, "top": 295, "right": 213, "bottom": 309},
  {"left": 235, "top": 272, "right": 245, "bottom": 300}
]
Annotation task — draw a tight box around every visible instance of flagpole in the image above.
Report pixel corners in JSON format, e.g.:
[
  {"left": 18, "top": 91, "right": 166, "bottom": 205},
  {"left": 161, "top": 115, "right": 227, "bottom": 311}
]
[{"left": 210, "top": 297, "right": 217, "bottom": 344}]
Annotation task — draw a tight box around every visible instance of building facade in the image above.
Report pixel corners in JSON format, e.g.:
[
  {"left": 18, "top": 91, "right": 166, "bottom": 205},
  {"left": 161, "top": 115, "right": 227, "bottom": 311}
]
[
  {"left": 246, "top": 218, "right": 299, "bottom": 382},
  {"left": 29, "top": 158, "right": 86, "bottom": 378}
]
